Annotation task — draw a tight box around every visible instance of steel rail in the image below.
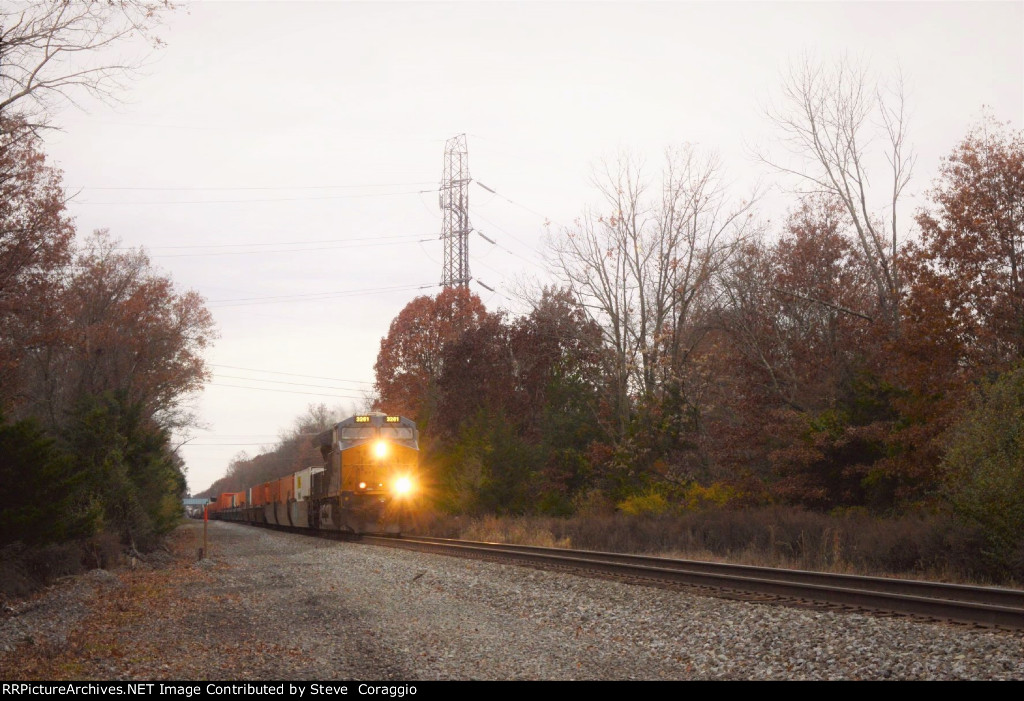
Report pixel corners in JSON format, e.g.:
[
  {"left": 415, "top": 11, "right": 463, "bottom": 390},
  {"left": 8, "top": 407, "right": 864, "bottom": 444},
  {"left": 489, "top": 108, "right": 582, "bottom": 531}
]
[{"left": 363, "top": 535, "right": 1024, "bottom": 630}]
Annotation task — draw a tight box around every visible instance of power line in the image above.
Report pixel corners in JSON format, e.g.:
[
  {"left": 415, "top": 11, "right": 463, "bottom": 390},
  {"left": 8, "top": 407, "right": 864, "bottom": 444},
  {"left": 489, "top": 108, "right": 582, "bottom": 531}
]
[
  {"left": 180, "top": 441, "right": 284, "bottom": 446},
  {"left": 473, "top": 212, "right": 542, "bottom": 254},
  {"left": 209, "top": 383, "right": 367, "bottom": 399},
  {"left": 475, "top": 180, "right": 562, "bottom": 226},
  {"left": 207, "top": 282, "right": 436, "bottom": 307},
  {"left": 184, "top": 433, "right": 284, "bottom": 438},
  {"left": 72, "top": 189, "right": 434, "bottom": 205},
  {"left": 123, "top": 233, "right": 431, "bottom": 251},
  {"left": 471, "top": 253, "right": 505, "bottom": 278},
  {"left": 151, "top": 238, "right": 424, "bottom": 258},
  {"left": 209, "top": 364, "right": 374, "bottom": 384},
  {"left": 214, "top": 374, "right": 368, "bottom": 392},
  {"left": 473, "top": 219, "right": 546, "bottom": 269},
  {"left": 69, "top": 181, "right": 436, "bottom": 191}
]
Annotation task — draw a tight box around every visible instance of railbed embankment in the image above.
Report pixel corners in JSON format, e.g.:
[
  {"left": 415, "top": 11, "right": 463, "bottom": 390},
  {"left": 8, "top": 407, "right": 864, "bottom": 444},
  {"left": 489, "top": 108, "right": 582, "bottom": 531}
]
[{"left": 2, "top": 520, "right": 1023, "bottom": 680}]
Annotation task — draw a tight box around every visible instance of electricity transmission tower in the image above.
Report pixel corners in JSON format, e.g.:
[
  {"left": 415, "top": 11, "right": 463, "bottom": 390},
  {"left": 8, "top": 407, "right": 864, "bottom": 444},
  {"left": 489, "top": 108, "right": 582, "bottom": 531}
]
[{"left": 439, "top": 134, "right": 471, "bottom": 288}]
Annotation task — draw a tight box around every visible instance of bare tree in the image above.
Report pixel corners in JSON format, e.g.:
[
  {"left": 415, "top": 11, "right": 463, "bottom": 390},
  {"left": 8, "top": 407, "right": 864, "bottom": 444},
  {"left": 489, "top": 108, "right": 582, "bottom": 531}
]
[
  {"left": 0, "top": 1, "right": 174, "bottom": 127},
  {"left": 548, "top": 146, "right": 757, "bottom": 434},
  {"left": 760, "top": 56, "right": 915, "bottom": 327}
]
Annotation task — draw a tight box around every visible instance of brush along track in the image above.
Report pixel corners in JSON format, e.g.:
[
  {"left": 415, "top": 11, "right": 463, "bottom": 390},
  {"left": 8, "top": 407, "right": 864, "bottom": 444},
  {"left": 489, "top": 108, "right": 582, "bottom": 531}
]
[{"left": 361, "top": 535, "right": 1024, "bottom": 631}]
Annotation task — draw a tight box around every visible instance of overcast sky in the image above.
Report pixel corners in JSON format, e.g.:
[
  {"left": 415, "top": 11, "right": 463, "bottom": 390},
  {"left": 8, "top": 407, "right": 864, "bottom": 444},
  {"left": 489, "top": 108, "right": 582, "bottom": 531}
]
[{"left": 41, "top": 0, "right": 1024, "bottom": 495}]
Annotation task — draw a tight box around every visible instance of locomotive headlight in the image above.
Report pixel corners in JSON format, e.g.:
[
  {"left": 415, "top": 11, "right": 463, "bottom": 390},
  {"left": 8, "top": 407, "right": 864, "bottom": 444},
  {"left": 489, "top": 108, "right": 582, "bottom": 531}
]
[
  {"left": 393, "top": 476, "right": 413, "bottom": 496},
  {"left": 374, "top": 440, "right": 388, "bottom": 459}
]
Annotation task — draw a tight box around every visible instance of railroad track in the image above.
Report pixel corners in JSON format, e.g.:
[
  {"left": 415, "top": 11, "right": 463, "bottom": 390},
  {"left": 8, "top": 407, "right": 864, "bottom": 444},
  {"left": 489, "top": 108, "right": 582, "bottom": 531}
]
[{"left": 362, "top": 534, "right": 1024, "bottom": 631}]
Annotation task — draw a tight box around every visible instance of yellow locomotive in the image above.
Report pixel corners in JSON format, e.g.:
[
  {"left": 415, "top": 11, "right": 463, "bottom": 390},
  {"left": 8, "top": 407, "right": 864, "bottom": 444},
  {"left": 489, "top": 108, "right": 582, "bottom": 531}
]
[
  {"left": 309, "top": 412, "right": 418, "bottom": 534},
  {"left": 211, "top": 413, "right": 418, "bottom": 535}
]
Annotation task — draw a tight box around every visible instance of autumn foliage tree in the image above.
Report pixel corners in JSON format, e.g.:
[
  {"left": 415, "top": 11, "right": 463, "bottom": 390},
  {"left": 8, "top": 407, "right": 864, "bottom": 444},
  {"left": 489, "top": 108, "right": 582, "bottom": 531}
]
[
  {"left": 0, "top": 120, "right": 75, "bottom": 411},
  {"left": 508, "top": 288, "right": 607, "bottom": 509},
  {"left": 434, "top": 312, "right": 514, "bottom": 435},
  {"left": 0, "top": 130, "right": 213, "bottom": 556},
  {"left": 713, "top": 195, "right": 888, "bottom": 507},
  {"left": 1, "top": 224, "right": 215, "bottom": 551},
  {"left": 432, "top": 288, "right": 609, "bottom": 513},
  {"left": 910, "top": 115, "right": 1024, "bottom": 370},
  {"left": 372, "top": 286, "right": 609, "bottom": 514},
  {"left": 875, "top": 115, "right": 1024, "bottom": 515},
  {"left": 0, "top": 3, "right": 207, "bottom": 576},
  {"left": 21, "top": 230, "right": 215, "bottom": 431},
  {"left": 374, "top": 287, "right": 493, "bottom": 423}
]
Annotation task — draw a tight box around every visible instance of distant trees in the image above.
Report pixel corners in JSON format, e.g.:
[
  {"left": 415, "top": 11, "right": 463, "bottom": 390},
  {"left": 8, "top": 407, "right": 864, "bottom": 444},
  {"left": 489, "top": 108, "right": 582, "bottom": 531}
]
[
  {"left": 720, "top": 196, "right": 873, "bottom": 414},
  {"left": 509, "top": 289, "right": 608, "bottom": 511},
  {"left": 542, "top": 145, "right": 765, "bottom": 504},
  {"left": 887, "top": 115, "right": 1024, "bottom": 552},
  {"left": 0, "top": 108, "right": 211, "bottom": 558},
  {"left": 371, "top": 287, "right": 607, "bottom": 514},
  {"left": 0, "top": 120, "right": 215, "bottom": 431},
  {"left": 374, "top": 288, "right": 514, "bottom": 511},
  {"left": 0, "top": 4, "right": 207, "bottom": 581},
  {"left": 707, "top": 114, "right": 1024, "bottom": 513},
  {"left": 2, "top": 221, "right": 216, "bottom": 435},
  {"left": 201, "top": 404, "right": 342, "bottom": 499},
  {"left": 436, "top": 288, "right": 609, "bottom": 513},
  {"left": 359, "top": 113, "right": 1022, "bottom": 556}
]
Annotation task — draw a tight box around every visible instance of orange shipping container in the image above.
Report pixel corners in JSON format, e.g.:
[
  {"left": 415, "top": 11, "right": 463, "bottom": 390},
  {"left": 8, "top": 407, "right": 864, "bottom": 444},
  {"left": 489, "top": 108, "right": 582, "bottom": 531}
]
[
  {"left": 251, "top": 482, "right": 266, "bottom": 507},
  {"left": 277, "top": 476, "right": 293, "bottom": 503}
]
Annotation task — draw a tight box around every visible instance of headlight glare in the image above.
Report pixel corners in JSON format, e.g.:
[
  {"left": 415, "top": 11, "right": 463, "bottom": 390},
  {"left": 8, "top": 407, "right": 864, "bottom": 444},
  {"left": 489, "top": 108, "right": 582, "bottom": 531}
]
[{"left": 394, "top": 476, "right": 413, "bottom": 496}]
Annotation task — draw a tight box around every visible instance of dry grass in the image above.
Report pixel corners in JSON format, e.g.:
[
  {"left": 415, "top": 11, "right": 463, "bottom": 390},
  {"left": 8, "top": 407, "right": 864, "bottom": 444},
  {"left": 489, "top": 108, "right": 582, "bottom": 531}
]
[
  {"left": 414, "top": 508, "right": 1021, "bottom": 587},
  {"left": 456, "top": 515, "right": 572, "bottom": 549}
]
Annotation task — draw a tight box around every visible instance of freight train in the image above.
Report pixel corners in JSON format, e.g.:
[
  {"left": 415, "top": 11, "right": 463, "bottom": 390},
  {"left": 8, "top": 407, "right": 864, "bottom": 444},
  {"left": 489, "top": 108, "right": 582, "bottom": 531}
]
[{"left": 206, "top": 413, "right": 419, "bottom": 535}]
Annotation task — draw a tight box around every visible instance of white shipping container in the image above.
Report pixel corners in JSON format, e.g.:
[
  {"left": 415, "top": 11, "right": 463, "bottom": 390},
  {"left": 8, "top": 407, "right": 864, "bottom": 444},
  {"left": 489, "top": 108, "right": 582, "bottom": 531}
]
[{"left": 293, "top": 466, "right": 324, "bottom": 501}]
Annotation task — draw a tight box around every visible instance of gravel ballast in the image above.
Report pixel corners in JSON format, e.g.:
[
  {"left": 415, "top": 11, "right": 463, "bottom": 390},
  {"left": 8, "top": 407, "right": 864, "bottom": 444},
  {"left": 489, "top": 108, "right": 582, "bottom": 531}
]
[{"left": 2, "top": 520, "right": 1023, "bottom": 680}]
